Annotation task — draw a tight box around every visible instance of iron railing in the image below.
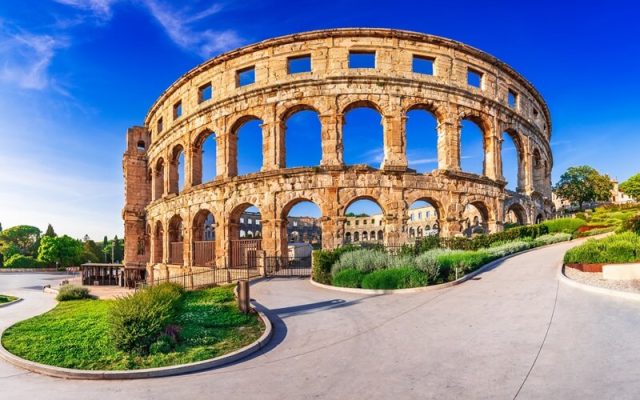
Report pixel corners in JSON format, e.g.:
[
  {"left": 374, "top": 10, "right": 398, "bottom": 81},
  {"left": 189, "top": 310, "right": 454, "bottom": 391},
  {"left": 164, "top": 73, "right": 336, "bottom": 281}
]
[
  {"left": 264, "top": 256, "right": 312, "bottom": 277},
  {"left": 193, "top": 240, "right": 215, "bottom": 267}
]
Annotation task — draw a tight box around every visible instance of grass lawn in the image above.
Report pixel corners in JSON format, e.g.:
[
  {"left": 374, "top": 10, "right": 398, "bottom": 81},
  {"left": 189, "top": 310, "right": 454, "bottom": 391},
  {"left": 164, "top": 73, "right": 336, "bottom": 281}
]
[
  {"left": 1, "top": 286, "right": 264, "bottom": 370},
  {"left": 0, "top": 294, "right": 17, "bottom": 304}
]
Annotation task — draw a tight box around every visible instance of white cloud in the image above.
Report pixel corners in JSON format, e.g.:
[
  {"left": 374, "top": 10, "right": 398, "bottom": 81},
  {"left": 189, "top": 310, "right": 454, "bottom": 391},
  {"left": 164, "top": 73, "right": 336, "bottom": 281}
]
[
  {"left": 408, "top": 157, "right": 438, "bottom": 165},
  {"left": 54, "top": 0, "right": 117, "bottom": 20},
  {"left": 142, "top": 0, "right": 244, "bottom": 58},
  {"left": 0, "top": 30, "right": 68, "bottom": 90}
]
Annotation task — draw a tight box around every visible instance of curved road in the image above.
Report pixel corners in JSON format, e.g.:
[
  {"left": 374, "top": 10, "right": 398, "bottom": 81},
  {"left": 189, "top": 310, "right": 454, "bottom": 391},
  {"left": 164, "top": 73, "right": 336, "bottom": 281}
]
[{"left": 2, "top": 240, "right": 640, "bottom": 399}]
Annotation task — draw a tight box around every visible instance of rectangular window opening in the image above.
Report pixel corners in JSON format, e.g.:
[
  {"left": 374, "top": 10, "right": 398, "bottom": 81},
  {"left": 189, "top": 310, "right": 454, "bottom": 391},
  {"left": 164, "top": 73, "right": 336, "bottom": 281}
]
[
  {"left": 237, "top": 66, "right": 255, "bottom": 87},
  {"left": 349, "top": 51, "right": 376, "bottom": 69},
  {"left": 173, "top": 101, "right": 182, "bottom": 120},
  {"left": 508, "top": 89, "right": 518, "bottom": 109},
  {"left": 157, "top": 117, "right": 163, "bottom": 133},
  {"left": 198, "top": 83, "right": 212, "bottom": 103},
  {"left": 412, "top": 55, "right": 434, "bottom": 75},
  {"left": 467, "top": 68, "right": 483, "bottom": 88},
  {"left": 287, "top": 55, "right": 311, "bottom": 74}
]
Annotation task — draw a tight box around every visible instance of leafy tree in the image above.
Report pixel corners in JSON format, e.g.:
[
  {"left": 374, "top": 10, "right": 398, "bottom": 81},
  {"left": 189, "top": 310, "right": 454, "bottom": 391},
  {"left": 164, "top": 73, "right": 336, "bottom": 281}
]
[
  {"left": 0, "top": 225, "right": 41, "bottom": 257},
  {"left": 620, "top": 173, "right": 640, "bottom": 200},
  {"left": 554, "top": 166, "right": 613, "bottom": 210},
  {"left": 82, "top": 240, "right": 102, "bottom": 263},
  {"left": 37, "top": 235, "right": 84, "bottom": 268},
  {"left": 44, "top": 224, "right": 57, "bottom": 237}
]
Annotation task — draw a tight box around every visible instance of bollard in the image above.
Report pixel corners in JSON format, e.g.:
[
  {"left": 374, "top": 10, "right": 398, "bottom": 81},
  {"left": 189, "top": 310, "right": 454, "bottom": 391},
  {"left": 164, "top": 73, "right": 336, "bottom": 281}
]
[{"left": 237, "top": 280, "right": 250, "bottom": 314}]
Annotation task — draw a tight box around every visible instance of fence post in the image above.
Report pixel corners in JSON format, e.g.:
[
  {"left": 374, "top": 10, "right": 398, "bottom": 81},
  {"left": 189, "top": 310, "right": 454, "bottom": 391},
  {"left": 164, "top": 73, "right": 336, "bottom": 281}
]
[{"left": 237, "top": 280, "right": 250, "bottom": 314}]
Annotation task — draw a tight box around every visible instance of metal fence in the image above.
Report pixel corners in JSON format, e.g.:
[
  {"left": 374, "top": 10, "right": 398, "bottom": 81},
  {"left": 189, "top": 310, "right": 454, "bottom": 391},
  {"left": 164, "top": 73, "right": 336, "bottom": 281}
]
[
  {"left": 264, "top": 256, "right": 312, "bottom": 277},
  {"left": 169, "top": 241, "right": 183, "bottom": 265},
  {"left": 193, "top": 240, "right": 215, "bottom": 267},
  {"left": 143, "top": 265, "right": 258, "bottom": 291}
]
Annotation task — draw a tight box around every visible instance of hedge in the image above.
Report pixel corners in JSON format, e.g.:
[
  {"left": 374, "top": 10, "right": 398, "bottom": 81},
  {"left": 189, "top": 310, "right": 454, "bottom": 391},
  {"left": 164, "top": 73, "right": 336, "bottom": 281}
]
[
  {"left": 56, "top": 285, "right": 91, "bottom": 301},
  {"left": 564, "top": 232, "right": 640, "bottom": 264},
  {"left": 361, "top": 267, "right": 427, "bottom": 290},
  {"left": 311, "top": 245, "right": 357, "bottom": 284},
  {"left": 3, "top": 254, "right": 47, "bottom": 268},
  {"left": 542, "top": 218, "right": 586, "bottom": 234}
]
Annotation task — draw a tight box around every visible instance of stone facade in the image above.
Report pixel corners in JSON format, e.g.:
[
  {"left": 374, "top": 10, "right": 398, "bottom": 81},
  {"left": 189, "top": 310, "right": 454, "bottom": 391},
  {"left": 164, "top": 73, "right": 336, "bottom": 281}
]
[{"left": 122, "top": 28, "right": 554, "bottom": 276}]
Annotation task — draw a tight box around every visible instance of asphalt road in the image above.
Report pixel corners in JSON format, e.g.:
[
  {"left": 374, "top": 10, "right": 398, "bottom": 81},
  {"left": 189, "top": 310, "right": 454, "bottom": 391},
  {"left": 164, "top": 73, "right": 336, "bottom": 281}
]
[{"left": 1, "top": 240, "right": 639, "bottom": 400}]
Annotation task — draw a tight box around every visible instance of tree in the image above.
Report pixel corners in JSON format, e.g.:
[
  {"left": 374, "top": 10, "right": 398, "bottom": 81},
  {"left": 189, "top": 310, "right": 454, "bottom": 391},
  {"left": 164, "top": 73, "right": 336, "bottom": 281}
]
[
  {"left": 102, "top": 236, "right": 109, "bottom": 262},
  {"left": 82, "top": 240, "right": 102, "bottom": 263},
  {"left": 620, "top": 173, "right": 640, "bottom": 200},
  {"left": 113, "top": 235, "right": 123, "bottom": 263},
  {"left": 0, "top": 225, "right": 41, "bottom": 257},
  {"left": 44, "top": 224, "right": 57, "bottom": 238},
  {"left": 554, "top": 166, "right": 613, "bottom": 210},
  {"left": 37, "top": 235, "right": 84, "bottom": 268}
]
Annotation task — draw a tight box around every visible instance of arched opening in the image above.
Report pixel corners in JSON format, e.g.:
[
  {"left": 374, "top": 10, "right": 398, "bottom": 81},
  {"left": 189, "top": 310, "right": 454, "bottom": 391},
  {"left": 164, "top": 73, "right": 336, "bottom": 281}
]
[
  {"left": 344, "top": 198, "right": 384, "bottom": 244},
  {"left": 505, "top": 204, "right": 527, "bottom": 226},
  {"left": 502, "top": 131, "right": 522, "bottom": 191},
  {"left": 169, "top": 145, "right": 185, "bottom": 194},
  {"left": 535, "top": 213, "right": 544, "bottom": 224},
  {"left": 284, "top": 200, "right": 322, "bottom": 247},
  {"left": 229, "top": 204, "right": 262, "bottom": 268},
  {"left": 192, "top": 130, "right": 217, "bottom": 185},
  {"left": 460, "top": 119, "right": 485, "bottom": 175},
  {"left": 533, "top": 148, "right": 545, "bottom": 189},
  {"left": 168, "top": 215, "right": 183, "bottom": 265},
  {"left": 407, "top": 199, "right": 441, "bottom": 241},
  {"left": 284, "top": 108, "right": 321, "bottom": 168},
  {"left": 136, "top": 140, "right": 146, "bottom": 152},
  {"left": 153, "top": 158, "right": 164, "bottom": 200},
  {"left": 342, "top": 103, "right": 383, "bottom": 168},
  {"left": 462, "top": 202, "right": 490, "bottom": 237},
  {"left": 406, "top": 108, "right": 438, "bottom": 173},
  {"left": 192, "top": 210, "right": 215, "bottom": 267},
  {"left": 153, "top": 221, "right": 163, "bottom": 263},
  {"left": 234, "top": 117, "right": 263, "bottom": 176}
]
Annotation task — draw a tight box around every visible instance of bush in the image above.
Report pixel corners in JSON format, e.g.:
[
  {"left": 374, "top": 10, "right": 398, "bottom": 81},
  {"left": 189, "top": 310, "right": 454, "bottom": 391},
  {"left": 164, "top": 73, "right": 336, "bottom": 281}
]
[
  {"left": 3, "top": 254, "right": 46, "bottom": 268},
  {"left": 623, "top": 215, "right": 640, "bottom": 234},
  {"left": 414, "top": 249, "right": 448, "bottom": 283},
  {"left": 331, "top": 249, "right": 390, "bottom": 275},
  {"left": 533, "top": 233, "right": 572, "bottom": 246},
  {"left": 109, "top": 283, "right": 184, "bottom": 355},
  {"left": 564, "top": 232, "right": 640, "bottom": 264},
  {"left": 312, "top": 245, "right": 357, "bottom": 284},
  {"left": 332, "top": 268, "right": 366, "bottom": 288},
  {"left": 436, "top": 250, "right": 494, "bottom": 281},
  {"left": 543, "top": 218, "right": 586, "bottom": 234},
  {"left": 56, "top": 285, "right": 90, "bottom": 301},
  {"left": 485, "top": 241, "right": 533, "bottom": 258},
  {"left": 361, "top": 267, "right": 427, "bottom": 290}
]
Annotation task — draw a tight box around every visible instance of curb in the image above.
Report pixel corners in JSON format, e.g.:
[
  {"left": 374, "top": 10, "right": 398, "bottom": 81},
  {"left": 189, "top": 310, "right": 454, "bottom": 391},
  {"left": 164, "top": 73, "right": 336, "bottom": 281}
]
[
  {"left": 557, "top": 265, "right": 640, "bottom": 302},
  {"left": 0, "top": 298, "right": 23, "bottom": 308},
  {"left": 0, "top": 310, "right": 272, "bottom": 380}
]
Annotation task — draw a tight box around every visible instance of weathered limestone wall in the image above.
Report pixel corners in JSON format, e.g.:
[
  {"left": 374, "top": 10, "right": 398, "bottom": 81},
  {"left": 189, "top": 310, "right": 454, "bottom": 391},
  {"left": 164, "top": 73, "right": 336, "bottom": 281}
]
[{"left": 122, "top": 28, "right": 553, "bottom": 271}]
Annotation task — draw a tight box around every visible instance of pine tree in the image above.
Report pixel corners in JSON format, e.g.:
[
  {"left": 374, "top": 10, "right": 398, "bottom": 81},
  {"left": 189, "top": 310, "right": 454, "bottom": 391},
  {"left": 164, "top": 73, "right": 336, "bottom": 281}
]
[
  {"left": 102, "top": 236, "right": 109, "bottom": 263},
  {"left": 113, "top": 235, "right": 123, "bottom": 263},
  {"left": 44, "top": 224, "right": 56, "bottom": 237}
]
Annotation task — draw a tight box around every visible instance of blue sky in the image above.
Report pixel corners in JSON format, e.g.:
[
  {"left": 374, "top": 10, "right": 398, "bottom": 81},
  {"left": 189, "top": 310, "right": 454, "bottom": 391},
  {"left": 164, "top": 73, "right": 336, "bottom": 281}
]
[{"left": 0, "top": 1, "right": 639, "bottom": 238}]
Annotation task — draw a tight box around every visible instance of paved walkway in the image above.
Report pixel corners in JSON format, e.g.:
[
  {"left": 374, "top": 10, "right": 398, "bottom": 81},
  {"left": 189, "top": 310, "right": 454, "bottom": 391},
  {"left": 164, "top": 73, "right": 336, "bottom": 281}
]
[{"left": 2, "top": 241, "right": 640, "bottom": 399}]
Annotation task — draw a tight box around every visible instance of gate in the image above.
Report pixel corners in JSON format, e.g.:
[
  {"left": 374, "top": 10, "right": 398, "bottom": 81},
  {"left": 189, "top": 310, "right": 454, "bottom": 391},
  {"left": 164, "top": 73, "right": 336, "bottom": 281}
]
[
  {"left": 264, "top": 255, "right": 311, "bottom": 277},
  {"left": 230, "top": 239, "right": 262, "bottom": 269}
]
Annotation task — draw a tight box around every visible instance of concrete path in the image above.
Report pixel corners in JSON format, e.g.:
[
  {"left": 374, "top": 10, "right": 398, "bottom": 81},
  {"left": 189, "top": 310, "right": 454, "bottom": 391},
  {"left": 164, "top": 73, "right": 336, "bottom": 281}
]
[{"left": 2, "top": 241, "right": 640, "bottom": 400}]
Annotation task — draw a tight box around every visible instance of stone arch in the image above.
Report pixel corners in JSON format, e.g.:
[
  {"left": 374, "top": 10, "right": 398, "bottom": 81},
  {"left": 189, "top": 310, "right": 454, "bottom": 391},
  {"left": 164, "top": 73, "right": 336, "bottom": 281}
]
[
  {"left": 167, "top": 214, "right": 184, "bottom": 265},
  {"left": 502, "top": 128, "right": 526, "bottom": 191},
  {"left": 281, "top": 105, "right": 322, "bottom": 168},
  {"left": 341, "top": 100, "right": 385, "bottom": 168},
  {"left": 343, "top": 195, "right": 386, "bottom": 216},
  {"left": 153, "top": 157, "right": 165, "bottom": 200},
  {"left": 192, "top": 128, "right": 216, "bottom": 185},
  {"left": 405, "top": 104, "right": 441, "bottom": 173},
  {"left": 458, "top": 109, "right": 493, "bottom": 176},
  {"left": 280, "top": 197, "right": 323, "bottom": 253},
  {"left": 230, "top": 114, "right": 264, "bottom": 177},
  {"left": 462, "top": 199, "right": 491, "bottom": 237},
  {"left": 403, "top": 101, "right": 446, "bottom": 124},
  {"left": 505, "top": 203, "right": 528, "bottom": 225},
  {"left": 153, "top": 220, "right": 163, "bottom": 263},
  {"left": 169, "top": 144, "right": 185, "bottom": 194},
  {"left": 228, "top": 202, "right": 262, "bottom": 268}
]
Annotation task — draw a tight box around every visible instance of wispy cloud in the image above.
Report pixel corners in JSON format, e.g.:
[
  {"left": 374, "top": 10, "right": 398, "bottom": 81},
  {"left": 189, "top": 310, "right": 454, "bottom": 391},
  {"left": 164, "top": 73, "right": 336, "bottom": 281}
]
[
  {"left": 0, "top": 26, "right": 68, "bottom": 90},
  {"left": 408, "top": 157, "right": 438, "bottom": 165},
  {"left": 54, "top": 0, "right": 117, "bottom": 20},
  {"left": 142, "top": 0, "right": 244, "bottom": 58}
]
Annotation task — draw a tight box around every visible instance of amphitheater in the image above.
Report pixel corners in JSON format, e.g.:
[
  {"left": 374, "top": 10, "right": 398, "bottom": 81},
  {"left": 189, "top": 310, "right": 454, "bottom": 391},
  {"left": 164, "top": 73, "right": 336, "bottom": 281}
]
[{"left": 122, "top": 28, "right": 554, "bottom": 278}]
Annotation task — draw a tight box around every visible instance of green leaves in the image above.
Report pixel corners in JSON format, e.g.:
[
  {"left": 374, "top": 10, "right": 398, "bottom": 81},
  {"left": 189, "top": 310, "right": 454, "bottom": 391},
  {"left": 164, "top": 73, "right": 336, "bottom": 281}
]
[
  {"left": 620, "top": 173, "right": 640, "bottom": 200},
  {"left": 37, "top": 235, "right": 84, "bottom": 268},
  {"left": 554, "top": 166, "right": 614, "bottom": 209}
]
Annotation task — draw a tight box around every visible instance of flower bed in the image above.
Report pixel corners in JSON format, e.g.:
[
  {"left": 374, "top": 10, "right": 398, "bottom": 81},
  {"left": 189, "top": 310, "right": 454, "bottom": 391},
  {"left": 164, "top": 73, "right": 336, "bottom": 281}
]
[{"left": 313, "top": 232, "right": 573, "bottom": 290}]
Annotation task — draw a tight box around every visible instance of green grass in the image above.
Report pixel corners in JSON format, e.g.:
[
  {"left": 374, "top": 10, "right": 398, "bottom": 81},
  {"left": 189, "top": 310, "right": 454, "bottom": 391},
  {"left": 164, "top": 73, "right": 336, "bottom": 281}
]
[
  {"left": 564, "top": 232, "right": 640, "bottom": 265},
  {"left": 0, "top": 294, "right": 17, "bottom": 304},
  {"left": 1, "top": 286, "right": 264, "bottom": 370}
]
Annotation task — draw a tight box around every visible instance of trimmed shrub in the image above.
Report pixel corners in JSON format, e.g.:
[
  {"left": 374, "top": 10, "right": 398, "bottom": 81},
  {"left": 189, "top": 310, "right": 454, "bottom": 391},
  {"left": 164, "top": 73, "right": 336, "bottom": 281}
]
[
  {"left": 331, "top": 249, "right": 390, "bottom": 275},
  {"left": 542, "top": 218, "right": 586, "bottom": 234},
  {"left": 312, "top": 246, "right": 357, "bottom": 284},
  {"left": 109, "top": 283, "right": 184, "bottom": 355},
  {"left": 332, "top": 268, "right": 365, "bottom": 288},
  {"left": 485, "top": 241, "right": 533, "bottom": 258},
  {"left": 533, "top": 233, "right": 572, "bottom": 246},
  {"left": 414, "top": 249, "right": 448, "bottom": 283},
  {"left": 56, "top": 285, "right": 90, "bottom": 301},
  {"left": 3, "top": 254, "right": 46, "bottom": 268},
  {"left": 361, "top": 267, "right": 427, "bottom": 290},
  {"left": 564, "top": 232, "right": 640, "bottom": 264},
  {"left": 436, "top": 250, "right": 494, "bottom": 281}
]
